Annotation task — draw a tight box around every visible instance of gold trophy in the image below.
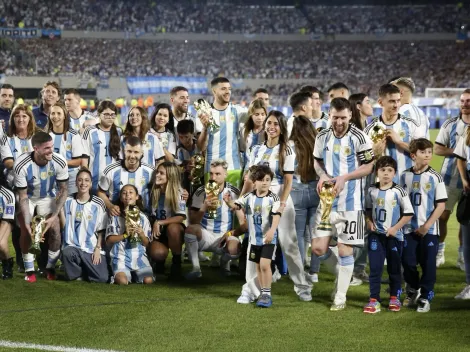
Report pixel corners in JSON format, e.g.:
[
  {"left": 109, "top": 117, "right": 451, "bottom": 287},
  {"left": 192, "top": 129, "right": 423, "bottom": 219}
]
[
  {"left": 369, "top": 124, "right": 387, "bottom": 157},
  {"left": 194, "top": 99, "right": 220, "bottom": 134},
  {"left": 317, "top": 182, "right": 336, "bottom": 232},
  {"left": 30, "top": 215, "right": 46, "bottom": 255},
  {"left": 205, "top": 180, "right": 221, "bottom": 219},
  {"left": 190, "top": 153, "right": 205, "bottom": 187},
  {"left": 125, "top": 205, "right": 141, "bottom": 243}
]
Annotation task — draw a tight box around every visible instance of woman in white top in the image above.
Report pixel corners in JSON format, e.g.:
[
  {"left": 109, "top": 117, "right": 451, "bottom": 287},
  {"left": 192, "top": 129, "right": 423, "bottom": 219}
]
[
  {"left": 239, "top": 99, "right": 266, "bottom": 171},
  {"left": 150, "top": 103, "right": 177, "bottom": 162}
]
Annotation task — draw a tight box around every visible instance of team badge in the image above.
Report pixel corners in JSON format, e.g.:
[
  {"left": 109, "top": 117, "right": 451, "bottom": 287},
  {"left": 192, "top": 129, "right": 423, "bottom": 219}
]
[
  {"left": 399, "top": 129, "right": 406, "bottom": 139},
  {"left": 424, "top": 183, "right": 432, "bottom": 192},
  {"left": 230, "top": 114, "right": 235, "bottom": 122},
  {"left": 391, "top": 199, "right": 397, "bottom": 208},
  {"left": 140, "top": 178, "right": 146, "bottom": 186},
  {"left": 333, "top": 144, "right": 341, "bottom": 154},
  {"left": 377, "top": 198, "right": 385, "bottom": 207},
  {"left": 343, "top": 146, "right": 351, "bottom": 156},
  {"left": 371, "top": 241, "right": 378, "bottom": 251},
  {"left": 87, "top": 214, "right": 92, "bottom": 220},
  {"left": 40, "top": 172, "right": 47, "bottom": 180},
  {"left": 48, "top": 170, "right": 54, "bottom": 176},
  {"left": 254, "top": 205, "right": 262, "bottom": 214},
  {"left": 412, "top": 181, "right": 420, "bottom": 191},
  {"left": 220, "top": 115, "right": 226, "bottom": 122},
  {"left": 250, "top": 252, "right": 256, "bottom": 259},
  {"left": 66, "top": 144, "right": 72, "bottom": 151},
  {"left": 262, "top": 153, "right": 270, "bottom": 161}
]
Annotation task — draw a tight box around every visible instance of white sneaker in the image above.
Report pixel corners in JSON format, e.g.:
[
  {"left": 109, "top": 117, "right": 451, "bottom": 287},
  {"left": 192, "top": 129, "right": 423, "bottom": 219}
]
[
  {"left": 298, "top": 290, "right": 312, "bottom": 302},
  {"left": 305, "top": 272, "right": 319, "bottom": 284},
  {"left": 198, "top": 252, "right": 210, "bottom": 262},
  {"left": 237, "top": 291, "right": 255, "bottom": 304},
  {"left": 457, "top": 256, "right": 465, "bottom": 271},
  {"left": 272, "top": 268, "right": 282, "bottom": 283},
  {"left": 416, "top": 298, "right": 430, "bottom": 313},
  {"left": 349, "top": 276, "right": 363, "bottom": 286},
  {"left": 436, "top": 252, "right": 445, "bottom": 267},
  {"left": 455, "top": 285, "right": 470, "bottom": 300}
]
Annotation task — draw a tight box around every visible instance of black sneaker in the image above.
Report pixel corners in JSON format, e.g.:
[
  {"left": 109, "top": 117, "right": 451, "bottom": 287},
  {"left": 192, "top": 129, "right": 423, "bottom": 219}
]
[{"left": 2, "top": 258, "right": 14, "bottom": 279}]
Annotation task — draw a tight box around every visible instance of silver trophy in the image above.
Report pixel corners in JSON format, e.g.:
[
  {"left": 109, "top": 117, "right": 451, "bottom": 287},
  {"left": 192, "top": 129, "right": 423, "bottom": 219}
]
[{"left": 194, "top": 99, "right": 220, "bottom": 134}]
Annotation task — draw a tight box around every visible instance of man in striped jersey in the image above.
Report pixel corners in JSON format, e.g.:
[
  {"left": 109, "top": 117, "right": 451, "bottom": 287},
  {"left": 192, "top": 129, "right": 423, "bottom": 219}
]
[
  {"left": 434, "top": 88, "right": 470, "bottom": 268},
  {"left": 170, "top": 86, "right": 199, "bottom": 133},
  {"left": 14, "top": 132, "right": 69, "bottom": 282},
  {"left": 313, "top": 98, "right": 375, "bottom": 311},
  {"left": 98, "top": 136, "right": 154, "bottom": 215},
  {"left": 64, "top": 89, "right": 98, "bottom": 134},
  {"left": 196, "top": 77, "right": 248, "bottom": 188},
  {"left": 184, "top": 159, "right": 241, "bottom": 279}
]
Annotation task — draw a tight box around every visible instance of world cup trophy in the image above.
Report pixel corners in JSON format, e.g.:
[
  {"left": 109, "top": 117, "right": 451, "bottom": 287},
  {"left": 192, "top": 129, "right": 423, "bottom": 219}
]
[
  {"left": 30, "top": 215, "right": 45, "bottom": 255},
  {"left": 205, "top": 180, "right": 221, "bottom": 219},
  {"left": 194, "top": 99, "right": 220, "bottom": 134},
  {"left": 369, "top": 124, "right": 387, "bottom": 157},
  {"left": 190, "top": 153, "right": 205, "bottom": 187},
  {"left": 317, "top": 182, "right": 336, "bottom": 232},
  {"left": 125, "top": 205, "right": 141, "bottom": 243}
]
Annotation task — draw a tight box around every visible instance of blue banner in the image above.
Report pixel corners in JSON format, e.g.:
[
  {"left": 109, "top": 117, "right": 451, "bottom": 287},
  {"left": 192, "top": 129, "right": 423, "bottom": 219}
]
[
  {"left": 0, "top": 28, "right": 39, "bottom": 38},
  {"left": 127, "top": 76, "right": 208, "bottom": 95},
  {"left": 41, "top": 29, "right": 62, "bottom": 39}
]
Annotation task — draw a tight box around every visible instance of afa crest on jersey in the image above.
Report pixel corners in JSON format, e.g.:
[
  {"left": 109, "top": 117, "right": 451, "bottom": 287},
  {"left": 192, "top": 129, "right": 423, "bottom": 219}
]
[
  {"left": 424, "top": 183, "right": 432, "bottom": 192},
  {"left": 399, "top": 129, "right": 406, "bottom": 139},
  {"left": 333, "top": 144, "right": 341, "bottom": 154},
  {"left": 254, "top": 205, "right": 262, "bottom": 214},
  {"left": 371, "top": 241, "right": 378, "bottom": 251},
  {"left": 391, "top": 199, "right": 398, "bottom": 208},
  {"left": 343, "top": 146, "right": 352, "bottom": 156}
]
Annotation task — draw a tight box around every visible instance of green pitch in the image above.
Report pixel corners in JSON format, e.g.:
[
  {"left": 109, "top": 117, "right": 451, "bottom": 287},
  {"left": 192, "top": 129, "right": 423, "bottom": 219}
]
[{"left": 0, "top": 129, "right": 468, "bottom": 352}]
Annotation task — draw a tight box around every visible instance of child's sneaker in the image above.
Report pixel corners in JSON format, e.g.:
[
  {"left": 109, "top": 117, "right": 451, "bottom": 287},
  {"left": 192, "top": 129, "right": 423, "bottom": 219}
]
[
  {"left": 388, "top": 297, "right": 401, "bottom": 312},
  {"left": 24, "top": 273, "right": 37, "bottom": 283},
  {"left": 256, "top": 294, "right": 272, "bottom": 308},
  {"left": 363, "top": 299, "right": 381, "bottom": 314},
  {"left": 416, "top": 298, "right": 430, "bottom": 313},
  {"left": 403, "top": 289, "right": 420, "bottom": 307}
]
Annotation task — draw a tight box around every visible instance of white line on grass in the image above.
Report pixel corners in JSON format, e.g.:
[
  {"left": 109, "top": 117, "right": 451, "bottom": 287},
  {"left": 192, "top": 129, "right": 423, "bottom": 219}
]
[{"left": 0, "top": 340, "right": 123, "bottom": 352}]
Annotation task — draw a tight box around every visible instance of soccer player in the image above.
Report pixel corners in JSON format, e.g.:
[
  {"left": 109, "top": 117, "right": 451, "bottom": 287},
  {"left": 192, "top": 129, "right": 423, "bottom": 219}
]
[
  {"left": 0, "top": 179, "right": 15, "bottom": 279},
  {"left": 253, "top": 88, "right": 270, "bottom": 108},
  {"left": 46, "top": 103, "right": 84, "bottom": 195},
  {"left": 327, "top": 82, "right": 350, "bottom": 102},
  {"left": 106, "top": 184, "right": 153, "bottom": 285},
  {"left": 313, "top": 98, "right": 375, "bottom": 311},
  {"left": 148, "top": 162, "right": 187, "bottom": 279},
  {"left": 299, "top": 85, "right": 329, "bottom": 131},
  {"left": 239, "top": 99, "right": 267, "bottom": 170},
  {"left": 184, "top": 159, "right": 241, "bottom": 279},
  {"left": 121, "top": 106, "right": 165, "bottom": 167},
  {"left": 82, "top": 100, "right": 122, "bottom": 193},
  {"left": 225, "top": 165, "right": 281, "bottom": 308},
  {"left": 62, "top": 169, "right": 109, "bottom": 283},
  {"left": 175, "top": 120, "right": 200, "bottom": 193},
  {"left": 364, "top": 156, "right": 414, "bottom": 314},
  {"left": 196, "top": 77, "right": 248, "bottom": 188},
  {"left": 15, "top": 132, "right": 69, "bottom": 282},
  {"left": 434, "top": 88, "right": 470, "bottom": 269},
  {"left": 64, "top": 88, "right": 98, "bottom": 133},
  {"left": 33, "top": 81, "right": 61, "bottom": 129},
  {"left": 349, "top": 93, "right": 374, "bottom": 130},
  {"left": 400, "top": 138, "right": 447, "bottom": 312},
  {"left": 150, "top": 103, "right": 177, "bottom": 162},
  {"left": 0, "top": 83, "right": 14, "bottom": 130},
  {"left": 170, "top": 86, "right": 198, "bottom": 131},
  {"left": 391, "top": 77, "right": 430, "bottom": 139},
  {"left": 98, "top": 136, "right": 154, "bottom": 215}
]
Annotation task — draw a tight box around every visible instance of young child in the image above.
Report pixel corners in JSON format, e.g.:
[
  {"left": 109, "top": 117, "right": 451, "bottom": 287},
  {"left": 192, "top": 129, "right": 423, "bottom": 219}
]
[
  {"left": 175, "top": 120, "right": 201, "bottom": 194},
  {"left": 364, "top": 156, "right": 414, "bottom": 314},
  {"left": 224, "top": 165, "right": 282, "bottom": 308},
  {"left": 400, "top": 138, "right": 447, "bottom": 312}
]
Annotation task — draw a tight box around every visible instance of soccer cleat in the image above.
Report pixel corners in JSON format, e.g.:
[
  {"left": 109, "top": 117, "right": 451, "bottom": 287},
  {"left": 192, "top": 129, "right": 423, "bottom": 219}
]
[
  {"left": 388, "top": 297, "right": 402, "bottom": 312},
  {"left": 185, "top": 270, "right": 202, "bottom": 280},
  {"left": 237, "top": 291, "right": 255, "bottom": 304},
  {"left": 330, "top": 302, "right": 346, "bottom": 311},
  {"left": 2, "top": 258, "right": 14, "bottom": 280},
  {"left": 403, "top": 289, "right": 420, "bottom": 307},
  {"left": 363, "top": 300, "right": 381, "bottom": 314},
  {"left": 46, "top": 269, "right": 56, "bottom": 281},
  {"left": 24, "top": 273, "right": 37, "bottom": 283},
  {"left": 305, "top": 272, "right": 319, "bottom": 284},
  {"left": 436, "top": 252, "right": 445, "bottom": 267},
  {"left": 416, "top": 298, "right": 430, "bottom": 313},
  {"left": 455, "top": 285, "right": 470, "bottom": 300},
  {"left": 298, "top": 290, "right": 312, "bottom": 302},
  {"left": 256, "top": 294, "right": 273, "bottom": 308}
]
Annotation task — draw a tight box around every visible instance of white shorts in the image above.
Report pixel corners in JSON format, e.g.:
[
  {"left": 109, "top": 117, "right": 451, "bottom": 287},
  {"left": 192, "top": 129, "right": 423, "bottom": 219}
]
[
  {"left": 199, "top": 228, "right": 238, "bottom": 254},
  {"left": 445, "top": 186, "right": 461, "bottom": 213},
  {"left": 28, "top": 197, "right": 57, "bottom": 218},
  {"left": 312, "top": 207, "right": 365, "bottom": 246}
]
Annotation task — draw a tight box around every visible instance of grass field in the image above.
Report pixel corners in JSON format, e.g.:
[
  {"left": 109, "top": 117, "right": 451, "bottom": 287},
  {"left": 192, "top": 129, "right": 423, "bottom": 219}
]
[{"left": 0, "top": 129, "right": 469, "bottom": 352}]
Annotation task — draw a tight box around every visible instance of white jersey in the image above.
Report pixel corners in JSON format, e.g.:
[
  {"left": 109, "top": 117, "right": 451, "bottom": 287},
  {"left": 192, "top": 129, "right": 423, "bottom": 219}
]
[
  {"left": 120, "top": 132, "right": 165, "bottom": 167},
  {"left": 196, "top": 103, "right": 247, "bottom": 172},
  {"left": 151, "top": 128, "right": 177, "bottom": 155},
  {"left": 365, "top": 114, "right": 426, "bottom": 181},
  {"left": 69, "top": 110, "right": 96, "bottom": 132},
  {"left": 151, "top": 189, "right": 187, "bottom": 221},
  {"left": 191, "top": 182, "right": 240, "bottom": 235},
  {"left": 400, "top": 167, "right": 447, "bottom": 236},
  {"left": 82, "top": 124, "right": 123, "bottom": 192},
  {"left": 313, "top": 125, "right": 374, "bottom": 212},
  {"left": 175, "top": 143, "right": 199, "bottom": 166},
  {"left": 235, "top": 190, "right": 281, "bottom": 246},
  {"left": 106, "top": 212, "right": 152, "bottom": 272},
  {"left": 0, "top": 134, "right": 33, "bottom": 162},
  {"left": 399, "top": 103, "right": 429, "bottom": 139},
  {"left": 287, "top": 112, "right": 330, "bottom": 137},
  {"left": 239, "top": 128, "right": 264, "bottom": 169},
  {"left": 14, "top": 152, "right": 69, "bottom": 201},
  {"left": 63, "top": 195, "right": 108, "bottom": 254},
  {"left": 365, "top": 183, "right": 414, "bottom": 241},
  {"left": 50, "top": 129, "right": 83, "bottom": 194},
  {"left": 99, "top": 161, "right": 154, "bottom": 211},
  {"left": 174, "top": 112, "right": 201, "bottom": 133},
  {"left": 435, "top": 115, "right": 468, "bottom": 188},
  {"left": 246, "top": 142, "right": 295, "bottom": 188},
  {"left": 0, "top": 186, "right": 15, "bottom": 222}
]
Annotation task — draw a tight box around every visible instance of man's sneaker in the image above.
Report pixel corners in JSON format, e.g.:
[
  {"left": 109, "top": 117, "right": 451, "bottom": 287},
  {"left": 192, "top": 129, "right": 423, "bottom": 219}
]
[
  {"left": 24, "top": 273, "right": 37, "bottom": 283},
  {"left": 198, "top": 252, "right": 210, "bottom": 262},
  {"left": 256, "top": 294, "right": 273, "bottom": 308},
  {"left": 298, "top": 290, "right": 312, "bottom": 302},
  {"left": 351, "top": 270, "right": 369, "bottom": 286},
  {"left": 403, "top": 289, "right": 420, "bottom": 307},
  {"left": 416, "top": 298, "right": 430, "bottom": 313},
  {"left": 237, "top": 291, "right": 255, "bottom": 304},
  {"left": 305, "top": 272, "right": 319, "bottom": 284},
  {"left": 185, "top": 270, "right": 202, "bottom": 280},
  {"left": 455, "top": 285, "right": 470, "bottom": 300},
  {"left": 272, "top": 268, "right": 282, "bottom": 283},
  {"left": 363, "top": 300, "right": 381, "bottom": 314},
  {"left": 330, "top": 302, "right": 346, "bottom": 311},
  {"left": 436, "top": 252, "right": 445, "bottom": 267},
  {"left": 350, "top": 276, "right": 363, "bottom": 286},
  {"left": 2, "top": 258, "right": 14, "bottom": 280},
  {"left": 457, "top": 256, "right": 465, "bottom": 271},
  {"left": 46, "top": 269, "right": 56, "bottom": 281},
  {"left": 388, "top": 297, "right": 401, "bottom": 312}
]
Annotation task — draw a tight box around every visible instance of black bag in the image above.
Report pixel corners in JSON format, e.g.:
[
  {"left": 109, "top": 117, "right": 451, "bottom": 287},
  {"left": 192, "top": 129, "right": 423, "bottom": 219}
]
[{"left": 456, "top": 191, "right": 470, "bottom": 225}]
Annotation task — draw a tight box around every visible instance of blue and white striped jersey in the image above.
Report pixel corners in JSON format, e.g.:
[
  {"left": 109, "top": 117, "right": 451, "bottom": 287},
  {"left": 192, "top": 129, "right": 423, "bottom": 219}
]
[
  {"left": 98, "top": 161, "right": 154, "bottom": 211},
  {"left": 454, "top": 134, "right": 470, "bottom": 172},
  {"left": 106, "top": 212, "right": 152, "bottom": 272},
  {"left": 235, "top": 190, "right": 281, "bottom": 245},
  {"left": 191, "top": 182, "right": 240, "bottom": 235},
  {"left": 150, "top": 128, "right": 177, "bottom": 155},
  {"left": 313, "top": 125, "right": 374, "bottom": 212},
  {"left": 0, "top": 134, "right": 33, "bottom": 162},
  {"left": 14, "top": 152, "right": 69, "bottom": 201},
  {"left": 120, "top": 132, "right": 165, "bottom": 167},
  {"left": 175, "top": 142, "right": 199, "bottom": 166},
  {"left": 399, "top": 103, "right": 430, "bottom": 139},
  {"left": 0, "top": 186, "right": 15, "bottom": 222},
  {"left": 400, "top": 167, "right": 448, "bottom": 236},
  {"left": 435, "top": 116, "right": 468, "bottom": 188},
  {"left": 287, "top": 112, "right": 330, "bottom": 137},
  {"left": 69, "top": 111, "right": 96, "bottom": 132},
  {"left": 365, "top": 183, "right": 414, "bottom": 241},
  {"left": 151, "top": 189, "right": 187, "bottom": 221},
  {"left": 239, "top": 127, "right": 264, "bottom": 169},
  {"left": 63, "top": 195, "right": 108, "bottom": 254}
]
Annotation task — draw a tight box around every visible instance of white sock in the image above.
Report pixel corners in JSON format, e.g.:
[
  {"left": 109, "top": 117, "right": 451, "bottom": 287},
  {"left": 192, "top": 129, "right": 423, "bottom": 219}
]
[
  {"left": 184, "top": 234, "right": 200, "bottom": 272},
  {"left": 438, "top": 242, "right": 445, "bottom": 253},
  {"left": 319, "top": 248, "right": 339, "bottom": 275},
  {"left": 22, "top": 253, "right": 35, "bottom": 272},
  {"left": 46, "top": 250, "right": 60, "bottom": 269},
  {"left": 335, "top": 255, "right": 354, "bottom": 304}
]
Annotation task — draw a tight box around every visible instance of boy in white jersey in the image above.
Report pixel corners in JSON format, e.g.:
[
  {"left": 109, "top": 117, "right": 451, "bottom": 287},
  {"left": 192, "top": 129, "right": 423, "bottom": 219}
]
[
  {"left": 14, "top": 132, "right": 69, "bottom": 282},
  {"left": 400, "top": 139, "right": 447, "bottom": 313},
  {"left": 184, "top": 159, "right": 241, "bottom": 279},
  {"left": 312, "top": 98, "right": 375, "bottom": 311},
  {"left": 364, "top": 156, "right": 414, "bottom": 314},
  {"left": 64, "top": 88, "right": 98, "bottom": 134},
  {"left": 225, "top": 165, "right": 281, "bottom": 308},
  {"left": 434, "top": 88, "right": 470, "bottom": 268}
]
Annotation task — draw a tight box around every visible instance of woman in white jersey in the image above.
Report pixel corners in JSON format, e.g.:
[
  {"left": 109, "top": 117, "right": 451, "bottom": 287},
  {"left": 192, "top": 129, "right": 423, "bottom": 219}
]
[
  {"left": 149, "top": 103, "right": 177, "bottom": 162},
  {"left": 148, "top": 162, "right": 186, "bottom": 279},
  {"left": 240, "top": 110, "right": 312, "bottom": 301},
  {"left": 82, "top": 100, "right": 122, "bottom": 193},
  {"left": 121, "top": 106, "right": 165, "bottom": 167},
  {"left": 240, "top": 99, "right": 267, "bottom": 172},
  {"left": 46, "top": 103, "right": 84, "bottom": 195}
]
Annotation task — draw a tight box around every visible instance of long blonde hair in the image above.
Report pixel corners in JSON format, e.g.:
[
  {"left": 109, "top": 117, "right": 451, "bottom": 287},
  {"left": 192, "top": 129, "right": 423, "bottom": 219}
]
[{"left": 150, "top": 162, "right": 182, "bottom": 214}]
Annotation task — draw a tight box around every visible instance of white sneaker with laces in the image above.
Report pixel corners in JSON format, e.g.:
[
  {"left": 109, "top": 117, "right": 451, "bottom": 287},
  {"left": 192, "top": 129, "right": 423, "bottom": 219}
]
[
  {"left": 305, "top": 272, "right": 319, "bottom": 284},
  {"left": 272, "top": 268, "right": 282, "bottom": 283},
  {"left": 349, "top": 276, "right": 363, "bottom": 286},
  {"left": 237, "top": 291, "right": 255, "bottom": 304},
  {"left": 436, "top": 252, "right": 445, "bottom": 267},
  {"left": 298, "top": 290, "right": 312, "bottom": 302},
  {"left": 455, "top": 285, "right": 470, "bottom": 300},
  {"left": 416, "top": 298, "right": 430, "bottom": 313}
]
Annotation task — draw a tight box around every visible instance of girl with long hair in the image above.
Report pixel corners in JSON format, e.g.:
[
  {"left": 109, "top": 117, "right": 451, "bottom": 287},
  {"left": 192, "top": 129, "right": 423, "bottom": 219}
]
[
  {"left": 349, "top": 94, "right": 374, "bottom": 131},
  {"left": 240, "top": 99, "right": 267, "bottom": 169},
  {"left": 150, "top": 103, "right": 177, "bottom": 162}
]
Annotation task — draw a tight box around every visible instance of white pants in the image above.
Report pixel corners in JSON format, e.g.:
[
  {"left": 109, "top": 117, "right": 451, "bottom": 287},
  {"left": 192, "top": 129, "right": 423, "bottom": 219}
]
[{"left": 242, "top": 194, "right": 312, "bottom": 297}]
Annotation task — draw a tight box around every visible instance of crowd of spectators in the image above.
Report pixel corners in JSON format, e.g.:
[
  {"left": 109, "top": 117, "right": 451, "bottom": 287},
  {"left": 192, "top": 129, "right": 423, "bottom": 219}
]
[{"left": 0, "top": 1, "right": 467, "bottom": 34}]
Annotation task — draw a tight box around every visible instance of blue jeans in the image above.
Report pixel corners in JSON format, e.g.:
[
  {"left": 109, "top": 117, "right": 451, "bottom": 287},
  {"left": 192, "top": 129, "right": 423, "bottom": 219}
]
[
  {"left": 291, "top": 180, "right": 320, "bottom": 273},
  {"left": 461, "top": 223, "right": 470, "bottom": 284}
]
